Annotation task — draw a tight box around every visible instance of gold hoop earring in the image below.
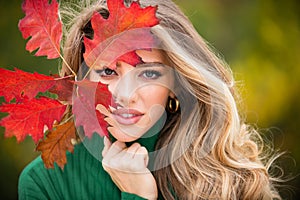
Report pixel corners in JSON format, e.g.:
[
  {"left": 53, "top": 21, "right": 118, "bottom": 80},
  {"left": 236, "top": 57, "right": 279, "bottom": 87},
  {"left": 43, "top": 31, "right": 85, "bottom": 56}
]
[{"left": 168, "top": 97, "right": 179, "bottom": 113}]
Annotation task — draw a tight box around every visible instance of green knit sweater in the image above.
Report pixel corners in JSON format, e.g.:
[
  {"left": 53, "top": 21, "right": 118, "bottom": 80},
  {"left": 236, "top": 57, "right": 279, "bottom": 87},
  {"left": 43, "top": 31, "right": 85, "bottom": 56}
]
[{"left": 18, "top": 119, "right": 165, "bottom": 200}]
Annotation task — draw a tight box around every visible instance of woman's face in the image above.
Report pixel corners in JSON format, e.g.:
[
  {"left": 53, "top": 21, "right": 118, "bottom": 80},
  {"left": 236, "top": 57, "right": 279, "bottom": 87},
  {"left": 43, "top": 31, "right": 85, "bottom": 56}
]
[{"left": 89, "top": 49, "right": 174, "bottom": 142}]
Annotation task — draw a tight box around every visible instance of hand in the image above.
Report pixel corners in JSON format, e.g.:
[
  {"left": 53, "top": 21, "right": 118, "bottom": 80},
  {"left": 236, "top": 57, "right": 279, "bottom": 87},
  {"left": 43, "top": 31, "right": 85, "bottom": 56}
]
[
  {"left": 96, "top": 104, "right": 147, "bottom": 142},
  {"left": 96, "top": 104, "right": 164, "bottom": 142},
  {"left": 102, "top": 137, "right": 158, "bottom": 200}
]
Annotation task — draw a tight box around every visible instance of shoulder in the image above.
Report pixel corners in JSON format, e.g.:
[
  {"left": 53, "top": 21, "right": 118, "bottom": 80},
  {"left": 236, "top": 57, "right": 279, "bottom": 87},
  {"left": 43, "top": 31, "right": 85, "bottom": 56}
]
[
  {"left": 18, "top": 155, "right": 50, "bottom": 199},
  {"left": 19, "top": 155, "right": 47, "bottom": 179},
  {"left": 18, "top": 139, "right": 108, "bottom": 199}
]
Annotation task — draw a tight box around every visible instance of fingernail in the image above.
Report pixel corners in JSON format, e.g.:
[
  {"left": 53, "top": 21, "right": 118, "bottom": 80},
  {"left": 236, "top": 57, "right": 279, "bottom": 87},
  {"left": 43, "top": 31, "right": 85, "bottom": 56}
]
[{"left": 96, "top": 104, "right": 106, "bottom": 113}]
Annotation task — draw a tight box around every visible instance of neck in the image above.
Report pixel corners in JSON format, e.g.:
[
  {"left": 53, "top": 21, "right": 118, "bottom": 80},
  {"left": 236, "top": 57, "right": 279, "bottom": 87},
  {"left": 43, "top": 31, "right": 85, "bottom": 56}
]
[{"left": 110, "top": 114, "right": 165, "bottom": 152}]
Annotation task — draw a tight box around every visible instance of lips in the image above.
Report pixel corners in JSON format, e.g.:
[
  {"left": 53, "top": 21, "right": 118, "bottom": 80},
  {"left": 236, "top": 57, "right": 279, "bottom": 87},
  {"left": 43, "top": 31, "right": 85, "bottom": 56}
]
[{"left": 112, "top": 108, "right": 144, "bottom": 125}]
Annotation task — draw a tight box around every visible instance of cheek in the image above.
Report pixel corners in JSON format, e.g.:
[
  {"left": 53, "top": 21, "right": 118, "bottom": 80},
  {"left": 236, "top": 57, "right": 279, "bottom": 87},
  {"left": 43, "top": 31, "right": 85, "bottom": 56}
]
[
  {"left": 107, "top": 81, "right": 116, "bottom": 95},
  {"left": 88, "top": 70, "right": 99, "bottom": 82},
  {"left": 139, "top": 85, "right": 170, "bottom": 108}
]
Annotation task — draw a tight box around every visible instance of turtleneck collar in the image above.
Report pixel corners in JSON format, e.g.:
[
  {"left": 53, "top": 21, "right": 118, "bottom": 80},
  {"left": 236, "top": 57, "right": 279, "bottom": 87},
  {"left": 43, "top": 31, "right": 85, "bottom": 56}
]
[{"left": 109, "top": 115, "right": 165, "bottom": 152}]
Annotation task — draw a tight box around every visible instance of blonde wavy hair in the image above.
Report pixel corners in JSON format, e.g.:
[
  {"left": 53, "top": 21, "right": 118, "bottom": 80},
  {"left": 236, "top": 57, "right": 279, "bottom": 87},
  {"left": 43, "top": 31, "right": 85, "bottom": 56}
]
[{"left": 59, "top": 0, "right": 282, "bottom": 199}]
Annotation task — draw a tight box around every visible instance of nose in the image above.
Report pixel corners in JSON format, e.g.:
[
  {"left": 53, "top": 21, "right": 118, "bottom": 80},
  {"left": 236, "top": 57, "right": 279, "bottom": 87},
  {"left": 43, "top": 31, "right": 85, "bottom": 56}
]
[{"left": 111, "top": 64, "right": 139, "bottom": 107}]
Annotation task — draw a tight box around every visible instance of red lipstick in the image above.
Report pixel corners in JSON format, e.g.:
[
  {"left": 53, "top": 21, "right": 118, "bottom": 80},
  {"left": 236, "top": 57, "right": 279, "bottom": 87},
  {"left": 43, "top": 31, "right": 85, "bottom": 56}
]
[{"left": 112, "top": 108, "right": 143, "bottom": 125}]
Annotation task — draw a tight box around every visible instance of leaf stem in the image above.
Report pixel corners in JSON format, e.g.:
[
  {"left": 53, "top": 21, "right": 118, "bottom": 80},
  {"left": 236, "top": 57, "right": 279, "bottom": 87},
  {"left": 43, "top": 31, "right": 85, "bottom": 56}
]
[
  {"left": 54, "top": 74, "right": 74, "bottom": 80},
  {"left": 59, "top": 54, "right": 77, "bottom": 77},
  {"left": 61, "top": 115, "right": 74, "bottom": 124}
]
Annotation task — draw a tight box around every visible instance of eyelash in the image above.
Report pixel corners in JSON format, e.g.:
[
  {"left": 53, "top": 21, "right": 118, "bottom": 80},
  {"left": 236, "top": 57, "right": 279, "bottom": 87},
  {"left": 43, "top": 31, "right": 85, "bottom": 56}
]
[
  {"left": 96, "top": 68, "right": 162, "bottom": 80},
  {"left": 96, "top": 68, "right": 117, "bottom": 77},
  {"left": 139, "top": 70, "right": 162, "bottom": 80}
]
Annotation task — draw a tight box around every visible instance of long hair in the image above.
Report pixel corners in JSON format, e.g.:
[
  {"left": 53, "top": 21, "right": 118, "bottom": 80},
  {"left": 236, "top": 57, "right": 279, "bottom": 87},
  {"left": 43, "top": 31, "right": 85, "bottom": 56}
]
[{"left": 60, "top": 0, "right": 281, "bottom": 199}]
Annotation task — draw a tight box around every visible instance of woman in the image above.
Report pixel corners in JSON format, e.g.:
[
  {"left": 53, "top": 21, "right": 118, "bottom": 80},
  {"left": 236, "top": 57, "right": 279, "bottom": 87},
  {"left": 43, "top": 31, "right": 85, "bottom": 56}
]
[{"left": 19, "top": 0, "right": 281, "bottom": 199}]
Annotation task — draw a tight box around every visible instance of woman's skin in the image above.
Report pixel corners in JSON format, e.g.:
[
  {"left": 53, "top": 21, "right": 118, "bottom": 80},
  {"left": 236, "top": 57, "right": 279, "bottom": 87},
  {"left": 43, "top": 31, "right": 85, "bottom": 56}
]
[
  {"left": 91, "top": 49, "right": 174, "bottom": 141},
  {"left": 93, "top": 49, "right": 175, "bottom": 199},
  {"left": 101, "top": 137, "right": 157, "bottom": 200}
]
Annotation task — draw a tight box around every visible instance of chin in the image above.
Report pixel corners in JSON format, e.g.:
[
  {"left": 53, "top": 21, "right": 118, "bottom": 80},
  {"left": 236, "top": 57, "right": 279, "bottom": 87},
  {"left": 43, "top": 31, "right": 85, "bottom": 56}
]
[
  {"left": 110, "top": 125, "right": 152, "bottom": 143},
  {"left": 112, "top": 134, "right": 140, "bottom": 143}
]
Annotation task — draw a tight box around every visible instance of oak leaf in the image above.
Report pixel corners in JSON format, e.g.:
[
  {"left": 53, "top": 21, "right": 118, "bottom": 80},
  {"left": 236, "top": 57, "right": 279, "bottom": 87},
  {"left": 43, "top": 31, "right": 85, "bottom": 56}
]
[
  {"left": 0, "top": 97, "right": 67, "bottom": 143},
  {"left": 48, "top": 77, "right": 74, "bottom": 103},
  {"left": 36, "top": 120, "right": 77, "bottom": 169},
  {"left": 0, "top": 68, "right": 55, "bottom": 102},
  {"left": 18, "top": 0, "right": 62, "bottom": 59},
  {"left": 83, "top": 0, "right": 159, "bottom": 68},
  {"left": 73, "top": 80, "right": 112, "bottom": 138}
]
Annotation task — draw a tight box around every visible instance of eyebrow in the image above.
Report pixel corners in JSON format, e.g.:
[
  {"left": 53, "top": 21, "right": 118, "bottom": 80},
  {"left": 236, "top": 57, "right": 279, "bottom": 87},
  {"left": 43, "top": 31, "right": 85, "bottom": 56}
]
[{"left": 136, "top": 62, "right": 166, "bottom": 68}]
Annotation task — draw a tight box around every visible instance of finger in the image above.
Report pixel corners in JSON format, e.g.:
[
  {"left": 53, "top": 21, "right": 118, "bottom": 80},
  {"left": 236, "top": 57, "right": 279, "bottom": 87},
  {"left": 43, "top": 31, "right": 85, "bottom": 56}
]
[
  {"left": 96, "top": 104, "right": 111, "bottom": 117},
  {"left": 104, "top": 136, "right": 112, "bottom": 147},
  {"left": 104, "top": 117, "right": 119, "bottom": 127},
  {"left": 126, "top": 143, "right": 141, "bottom": 158},
  {"left": 116, "top": 143, "right": 144, "bottom": 173},
  {"left": 103, "top": 140, "right": 126, "bottom": 159},
  {"left": 134, "top": 146, "right": 149, "bottom": 168},
  {"left": 102, "top": 136, "right": 112, "bottom": 157},
  {"left": 102, "top": 140, "right": 127, "bottom": 171}
]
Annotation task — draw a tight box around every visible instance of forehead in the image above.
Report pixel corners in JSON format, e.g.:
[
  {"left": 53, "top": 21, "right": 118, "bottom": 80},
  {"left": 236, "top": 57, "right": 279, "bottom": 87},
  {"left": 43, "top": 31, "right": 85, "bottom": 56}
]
[
  {"left": 136, "top": 49, "right": 166, "bottom": 64},
  {"left": 90, "top": 49, "right": 167, "bottom": 71}
]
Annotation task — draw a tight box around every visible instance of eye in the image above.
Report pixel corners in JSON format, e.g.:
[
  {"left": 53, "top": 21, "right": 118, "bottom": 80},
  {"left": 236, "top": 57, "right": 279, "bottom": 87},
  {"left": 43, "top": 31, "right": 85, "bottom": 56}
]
[
  {"left": 96, "top": 67, "right": 117, "bottom": 77},
  {"left": 140, "top": 70, "right": 162, "bottom": 79},
  {"left": 104, "top": 68, "right": 115, "bottom": 75}
]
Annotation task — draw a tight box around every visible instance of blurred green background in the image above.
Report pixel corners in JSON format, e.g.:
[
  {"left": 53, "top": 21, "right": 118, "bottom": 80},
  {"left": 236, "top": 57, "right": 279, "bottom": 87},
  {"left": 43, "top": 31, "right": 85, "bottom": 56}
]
[{"left": 0, "top": 0, "right": 299, "bottom": 199}]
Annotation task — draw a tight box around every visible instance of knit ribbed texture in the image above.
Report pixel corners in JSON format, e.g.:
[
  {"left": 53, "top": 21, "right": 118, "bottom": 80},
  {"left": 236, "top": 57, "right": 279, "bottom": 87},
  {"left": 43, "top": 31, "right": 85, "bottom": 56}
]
[{"left": 18, "top": 118, "right": 165, "bottom": 200}]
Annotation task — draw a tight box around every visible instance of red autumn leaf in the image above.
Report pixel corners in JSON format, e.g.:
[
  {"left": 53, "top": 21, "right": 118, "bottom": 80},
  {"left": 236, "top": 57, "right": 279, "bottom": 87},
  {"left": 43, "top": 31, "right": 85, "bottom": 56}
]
[
  {"left": 0, "top": 68, "right": 75, "bottom": 103},
  {"left": 36, "top": 120, "right": 77, "bottom": 169},
  {"left": 48, "top": 76, "right": 74, "bottom": 103},
  {"left": 84, "top": 28, "right": 158, "bottom": 69},
  {"left": 83, "top": 0, "right": 159, "bottom": 67},
  {"left": 0, "top": 97, "right": 67, "bottom": 143},
  {"left": 18, "top": 0, "right": 62, "bottom": 59},
  {"left": 0, "top": 68, "right": 56, "bottom": 102},
  {"left": 72, "top": 80, "right": 112, "bottom": 138}
]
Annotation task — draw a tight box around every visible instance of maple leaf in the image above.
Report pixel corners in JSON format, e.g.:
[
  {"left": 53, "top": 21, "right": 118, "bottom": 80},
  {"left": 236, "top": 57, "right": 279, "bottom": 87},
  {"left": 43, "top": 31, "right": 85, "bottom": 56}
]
[
  {"left": 18, "top": 0, "right": 62, "bottom": 59},
  {"left": 0, "top": 68, "right": 56, "bottom": 102},
  {"left": 0, "top": 97, "right": 67, "bottom": 143},
  {"left": 83, "top": 0, "right": 159, "bottom": 68},
  {"left": 36, "top": 120, "right": 77, "bottom": 169},
  {"left": 72, "top": 80, "right": 112, "bottom": 138}
]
